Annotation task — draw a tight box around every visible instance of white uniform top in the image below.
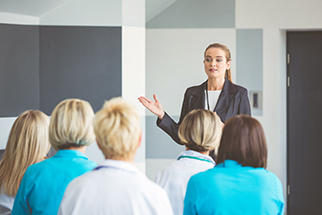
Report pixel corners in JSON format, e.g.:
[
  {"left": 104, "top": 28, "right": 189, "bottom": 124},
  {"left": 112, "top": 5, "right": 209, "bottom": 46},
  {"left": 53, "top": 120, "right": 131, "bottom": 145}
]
[
  {"left": 58, "top": 159, "right": 173, "bottom": 215},
  {"left": 155, "top": 150, "right": 215, "bottom": 215},
  {"left": 204, "top": 90, "right": 221, "bottom": 111},
  {"left": 0, "top": 186, "right": 15, "bottom": 214}
]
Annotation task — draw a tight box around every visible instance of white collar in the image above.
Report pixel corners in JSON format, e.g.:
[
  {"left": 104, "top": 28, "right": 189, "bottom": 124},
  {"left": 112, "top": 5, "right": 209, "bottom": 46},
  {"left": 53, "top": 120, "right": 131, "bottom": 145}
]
[
  {"left": 177, "top": 150, "right": 215, "bottom": 164},
  {"left": 95, "top": 159, "right": 141, "bottom": 174}
]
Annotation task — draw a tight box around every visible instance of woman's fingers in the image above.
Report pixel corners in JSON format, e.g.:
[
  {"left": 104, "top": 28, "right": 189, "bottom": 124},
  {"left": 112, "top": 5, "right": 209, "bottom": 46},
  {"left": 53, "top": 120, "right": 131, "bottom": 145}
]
[{"left": 153, "top": 94, "right": 159, "bottom": 103}]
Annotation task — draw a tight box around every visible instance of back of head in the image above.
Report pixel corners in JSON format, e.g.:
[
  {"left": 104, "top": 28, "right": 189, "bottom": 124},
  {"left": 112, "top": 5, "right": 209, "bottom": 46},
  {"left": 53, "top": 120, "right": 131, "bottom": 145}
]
[
  {"left": 178, "top": 109, "right": 222, "bottom": 152},
  {"left": 49, "top": 99, "right": 95, "bottom": 151},
  {"left": 0, "top": 110, "right": 50, "bottom": 196},
  {"left": 93, "top": 97, "right": 141, "bottom": 160},
  {"left": 216, "top": 115, "right": 267, "bottom": 168}
]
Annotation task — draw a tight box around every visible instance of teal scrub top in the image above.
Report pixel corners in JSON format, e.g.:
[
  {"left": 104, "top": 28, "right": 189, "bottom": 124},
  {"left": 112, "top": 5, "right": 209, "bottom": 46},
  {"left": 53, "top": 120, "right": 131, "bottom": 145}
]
[
  {"left": 12, "top": 150, "right": 97, "bottom": 215},
  {"left": 184, "top": 160, "right": 284, "bottom": 215}
]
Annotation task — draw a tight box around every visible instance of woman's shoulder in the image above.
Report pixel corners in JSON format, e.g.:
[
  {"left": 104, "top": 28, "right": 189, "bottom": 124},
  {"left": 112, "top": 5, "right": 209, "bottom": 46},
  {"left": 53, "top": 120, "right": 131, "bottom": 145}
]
[
  {"left": 224, "top": 78, "right": 248, "bottom": 94},
  {"left": 185, "top": 81, "right": 207, "bottom": 94}
]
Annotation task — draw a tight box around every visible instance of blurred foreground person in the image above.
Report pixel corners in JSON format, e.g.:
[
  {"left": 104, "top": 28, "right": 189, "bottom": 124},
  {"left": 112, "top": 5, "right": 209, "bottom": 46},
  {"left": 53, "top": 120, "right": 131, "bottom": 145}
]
[
  {"left": 0, "top": 111, "right": 50, "bottom": 214},
  {"left": 184, "top": 115, "right": 284, "bottom": 215},
  {"left": 58, "top": 97, "right": 173, "bottom": 215},
  {"left": 12, "top": 99, "right": 97, "bottom": 215},
  {"left": 155, "top": 109, "right": 222, "bottom": 215}
]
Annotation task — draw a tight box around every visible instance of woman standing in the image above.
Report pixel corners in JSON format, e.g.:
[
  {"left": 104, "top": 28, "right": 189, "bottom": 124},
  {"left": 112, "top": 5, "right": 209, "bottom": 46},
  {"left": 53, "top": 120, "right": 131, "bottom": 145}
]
[
  {"left": 0, "top": 110, "right": 50, "bottom": 214},
  {"left": 139, "top": 43, "right": 251, "bottom": 145}
]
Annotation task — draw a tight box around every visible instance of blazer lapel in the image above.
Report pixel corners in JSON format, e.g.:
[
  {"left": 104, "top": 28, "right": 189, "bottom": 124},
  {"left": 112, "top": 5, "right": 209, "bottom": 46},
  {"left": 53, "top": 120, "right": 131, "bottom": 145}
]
[
  {"left": 190, "top": 81, "right": 207, "bottom": 110},
  {"left": 214, "top": 78, "right": 236, "bottom": 113}
]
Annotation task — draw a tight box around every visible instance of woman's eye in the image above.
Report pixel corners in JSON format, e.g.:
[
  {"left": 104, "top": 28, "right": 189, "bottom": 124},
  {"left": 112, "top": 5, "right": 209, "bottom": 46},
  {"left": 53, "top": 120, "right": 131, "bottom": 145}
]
[
  {"left": 205, "top": 58, "right": 211, "bottom": 62},
  {"left": 216, "top": 59, "right": 223, "bottom": 62}
]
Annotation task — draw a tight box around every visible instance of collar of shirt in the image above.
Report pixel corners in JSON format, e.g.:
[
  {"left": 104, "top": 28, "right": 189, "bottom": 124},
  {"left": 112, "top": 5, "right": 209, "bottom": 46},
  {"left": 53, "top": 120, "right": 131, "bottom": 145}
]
[
  {"left": 177, "top": 150, "right": 215, "bottom": 164},
  {"left": 216, "top": 160, "right": 265, "bottom": 169},
  {"left": 53, "top": 149, "right": 89, "bottom": 159},
  {"left": 95, "top": 159, "right": 140, "bottom": 174}
]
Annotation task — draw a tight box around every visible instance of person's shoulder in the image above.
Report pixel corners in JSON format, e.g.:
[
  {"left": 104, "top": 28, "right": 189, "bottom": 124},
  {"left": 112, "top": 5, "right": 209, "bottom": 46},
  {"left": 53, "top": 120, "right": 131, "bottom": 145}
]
[
  {"left": 225, "top": 79, "right": 248, "bottom": 93},
  {"left": 185, "top": 80, "right": 207, "bottom": 95}
]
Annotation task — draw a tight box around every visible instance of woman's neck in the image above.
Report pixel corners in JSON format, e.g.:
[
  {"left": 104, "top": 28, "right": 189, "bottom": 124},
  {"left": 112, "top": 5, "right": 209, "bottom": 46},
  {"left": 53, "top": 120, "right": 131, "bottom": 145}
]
[
  {"left": 186, "top": 147, "right": 209, "bottom": 155},
  {"left": 207, "top": 78, "right": 225, "bottom": 91},
  {"left": 65, "top": 146, "right": 86, "bottom": 154}
]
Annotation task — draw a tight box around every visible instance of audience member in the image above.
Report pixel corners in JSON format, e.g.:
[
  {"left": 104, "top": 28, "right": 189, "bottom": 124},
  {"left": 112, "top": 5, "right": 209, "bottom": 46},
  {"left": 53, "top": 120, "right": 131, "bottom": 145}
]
[
  {"left": 155, "top": 109, "right": 222, "bottom": 215},
  {"left": 0, "top": 111, "right": 50, "bottom": 214},
  {"left": 184, "top": 115, "right": 285, "bottom": 215},
  {"left": 58, "top": 98, "right": 173, "bottom": 215},
  {"left": 12, "top": 99, "right": 97, "bottom": 215}
]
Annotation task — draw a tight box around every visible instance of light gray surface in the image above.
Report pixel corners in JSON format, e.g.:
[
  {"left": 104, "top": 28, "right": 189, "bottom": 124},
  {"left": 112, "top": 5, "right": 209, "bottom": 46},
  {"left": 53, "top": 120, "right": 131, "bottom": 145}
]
[
  {"left": 146, "top": 116, "right": 184, "bottom": 159},
  {"left": 236, "top": 29, "right": 263, "bottom": 115},
  {"left": 0, "top": 24, "right": 40, "bottom": 117},
  {"left": 147, "top": 0, "right": 235, "bottom": 28},
  {"left": 39, "top": 26, "right": 122, "bottom": 114}
]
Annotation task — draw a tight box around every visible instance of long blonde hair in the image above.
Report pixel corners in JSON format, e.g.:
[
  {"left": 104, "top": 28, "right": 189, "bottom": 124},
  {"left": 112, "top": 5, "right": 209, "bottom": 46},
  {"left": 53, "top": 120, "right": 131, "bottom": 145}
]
[{"left": 0, "top": 110, "right": 50, "bottom": 196}]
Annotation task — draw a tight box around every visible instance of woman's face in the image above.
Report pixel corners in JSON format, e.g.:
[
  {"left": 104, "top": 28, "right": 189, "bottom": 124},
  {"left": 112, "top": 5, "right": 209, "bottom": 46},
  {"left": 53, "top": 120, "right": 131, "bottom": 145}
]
[{"left": 204, "top": 47, "right": 231, "bottom": 80}]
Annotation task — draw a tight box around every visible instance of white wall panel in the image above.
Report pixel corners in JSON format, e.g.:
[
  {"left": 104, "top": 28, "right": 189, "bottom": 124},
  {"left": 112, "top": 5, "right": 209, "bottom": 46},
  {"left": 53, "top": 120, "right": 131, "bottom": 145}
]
[
  {"left": 122, "top": 26, "right": 146, "bottom": 168},
  {"left": 0, "top": 118, "right": 16, "bottom": 149}
]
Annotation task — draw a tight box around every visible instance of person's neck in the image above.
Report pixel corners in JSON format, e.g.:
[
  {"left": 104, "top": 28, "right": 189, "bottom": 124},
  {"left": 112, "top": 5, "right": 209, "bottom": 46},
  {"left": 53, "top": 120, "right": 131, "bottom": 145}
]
[
  {"left": 207, "top": 77, "right": 225, "bottom": 91},
  {"left": 186, "top": 147, "right": 209, "bottom": 155},
  {"left": 65, "top": 146, "right": 86, "bottom": 154},
  {"left": 106, "top": 154, "right": 135, "bottom": 164}
]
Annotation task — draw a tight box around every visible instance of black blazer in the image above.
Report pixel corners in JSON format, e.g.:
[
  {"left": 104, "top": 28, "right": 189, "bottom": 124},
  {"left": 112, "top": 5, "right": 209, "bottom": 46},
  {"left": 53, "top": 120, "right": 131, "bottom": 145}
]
[{"left": 157, "top": 78, "right": 251, "bottom": 145}]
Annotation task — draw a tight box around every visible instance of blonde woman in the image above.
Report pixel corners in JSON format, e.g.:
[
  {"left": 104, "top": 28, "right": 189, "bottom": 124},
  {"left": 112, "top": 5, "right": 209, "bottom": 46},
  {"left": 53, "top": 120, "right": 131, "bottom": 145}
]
[
  {"left": 0, "top": 110, "right": 50, "bottom": 214},
  {"left": 12, "top": 99, "right": 97, "bottom": 215},
  {"left": 58, "top": 98, "right": 173, "bottom": 215},
  {"left": 154, "top": 109, "right": 222, "bottom": 215}
]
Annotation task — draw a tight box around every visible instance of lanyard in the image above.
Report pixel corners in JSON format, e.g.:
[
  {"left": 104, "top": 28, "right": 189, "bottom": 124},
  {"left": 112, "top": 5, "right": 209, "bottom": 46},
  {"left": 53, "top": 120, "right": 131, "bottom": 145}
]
[
  {"left": 205, "top": 82, "right": 211, "bottom": 111},
  {"left": 93, "top": 165, "right": 119, "bottom": 171},
  {"left": 177, "top": 155, "right": 214, "bottom": 164}
]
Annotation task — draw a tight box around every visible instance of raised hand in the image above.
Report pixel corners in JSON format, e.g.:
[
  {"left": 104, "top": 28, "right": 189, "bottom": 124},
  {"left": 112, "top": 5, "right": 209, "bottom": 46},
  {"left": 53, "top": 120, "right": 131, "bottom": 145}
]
[{"left": 138, "top": 94, "right": 165, "bottom": 119}]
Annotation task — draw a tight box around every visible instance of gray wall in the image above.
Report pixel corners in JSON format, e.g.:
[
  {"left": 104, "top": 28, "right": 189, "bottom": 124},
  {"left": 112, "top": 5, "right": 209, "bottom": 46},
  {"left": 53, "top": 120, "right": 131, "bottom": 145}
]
[
  {"left": 0, "top": 24, "right": 39, "bottom": 117},
  {"left": 0, "top": 24, "right": 122, "bottom": 116}
]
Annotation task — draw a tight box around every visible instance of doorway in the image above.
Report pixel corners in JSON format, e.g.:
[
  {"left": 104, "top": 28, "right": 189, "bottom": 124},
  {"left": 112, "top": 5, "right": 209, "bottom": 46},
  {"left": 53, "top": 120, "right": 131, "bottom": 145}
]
[{"left": 287, "top": 31, "right": 322, "bottom": 215}]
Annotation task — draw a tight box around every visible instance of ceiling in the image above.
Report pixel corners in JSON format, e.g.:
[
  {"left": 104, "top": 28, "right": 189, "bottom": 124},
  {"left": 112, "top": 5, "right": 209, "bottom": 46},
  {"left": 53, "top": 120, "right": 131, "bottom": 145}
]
[
  {"left": 0, "top": 0, "right": 72, "bottom": 17},
  {"left": 0, "top": 0, "right": 176, "bottom": 22}
]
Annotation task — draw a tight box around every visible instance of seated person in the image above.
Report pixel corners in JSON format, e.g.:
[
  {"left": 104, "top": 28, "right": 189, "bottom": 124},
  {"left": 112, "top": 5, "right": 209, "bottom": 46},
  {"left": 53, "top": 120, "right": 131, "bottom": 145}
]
[
  {"left": 184, "top": 115, "right": 285, "bottom": 215},
  {"left": 12, "top": 99, "right": 97, "bottom": 215},
  {"left": 155, "top": 109, "right": 222, "bottom": 215},
  {"left": 58, "top": 97, "right": 173, "bottom": 215},
  {"left": 0, "top": 110, "right": 50, "bottom": 214}
]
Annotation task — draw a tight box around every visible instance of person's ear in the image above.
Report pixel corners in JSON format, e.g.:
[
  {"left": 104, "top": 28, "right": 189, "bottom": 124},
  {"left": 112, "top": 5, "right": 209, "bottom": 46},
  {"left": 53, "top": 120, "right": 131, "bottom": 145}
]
[
  {"left": 226, "top": 61, "right": 231, "bottom": 70},
  {"left": 96, "top": 139, "right": 102, "bottom": 150},
  {"left": 136, "top": 132, "right": 142, "bottom": 149}
]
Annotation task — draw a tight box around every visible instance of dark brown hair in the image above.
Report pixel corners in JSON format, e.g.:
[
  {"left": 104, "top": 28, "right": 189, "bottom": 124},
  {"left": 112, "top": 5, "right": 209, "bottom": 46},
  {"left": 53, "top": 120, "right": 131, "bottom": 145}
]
[
  {"left": 216, "top": 115, "right": 267, "bottom": 168},
  {"left": 204, "top": 43, "right": 232, "bottom": 82}
]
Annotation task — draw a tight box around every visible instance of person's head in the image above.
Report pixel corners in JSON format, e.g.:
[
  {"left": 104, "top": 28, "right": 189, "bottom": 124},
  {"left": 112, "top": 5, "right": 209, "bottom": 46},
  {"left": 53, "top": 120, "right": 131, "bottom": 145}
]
[
  {"left": 204, "top": 43, "right": 232, "bottom": 82},
  {"left": 216, "top": 115, "right": 267, "bottom": 168},
  {"left": 49, "top": 99, "right": 95, "bottom": 151},
  {"left": 0, "top": 110, "right": 50, "bottom": 196},
  {"left": 178, "top": 109, "right": 222, "bottom": 153},
  {"left": 93, "top": 97, "right": 141, "bottom": 161}
]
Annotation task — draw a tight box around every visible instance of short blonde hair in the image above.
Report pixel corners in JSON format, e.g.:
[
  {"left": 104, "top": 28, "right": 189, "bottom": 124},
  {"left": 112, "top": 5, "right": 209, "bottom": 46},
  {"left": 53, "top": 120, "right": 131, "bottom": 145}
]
[
  {"left": 178, "top": 109, "right": 222, "bottom": 152},
  {"left": 93, "top": 97, "right": 141, "bottom": 160},
  {"left": 0, "top": 110, "right": 50, "bottom": 196},
  {"left": 49, "top": 99, "right": 95, "bottom": 150}
]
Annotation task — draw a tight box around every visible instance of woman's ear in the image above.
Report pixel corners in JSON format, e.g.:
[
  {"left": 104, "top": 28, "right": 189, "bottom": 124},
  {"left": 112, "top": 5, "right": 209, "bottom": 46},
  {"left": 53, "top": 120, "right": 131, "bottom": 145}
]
[{"left": 96, "top": 139, "right": 101, "bottom": 150}]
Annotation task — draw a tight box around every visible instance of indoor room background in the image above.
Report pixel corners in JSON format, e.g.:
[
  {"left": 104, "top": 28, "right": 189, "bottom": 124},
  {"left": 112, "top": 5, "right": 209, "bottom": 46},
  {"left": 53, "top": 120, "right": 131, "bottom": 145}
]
[{"left": 1, "top": 0, "right": 322, "bottom": 214}]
